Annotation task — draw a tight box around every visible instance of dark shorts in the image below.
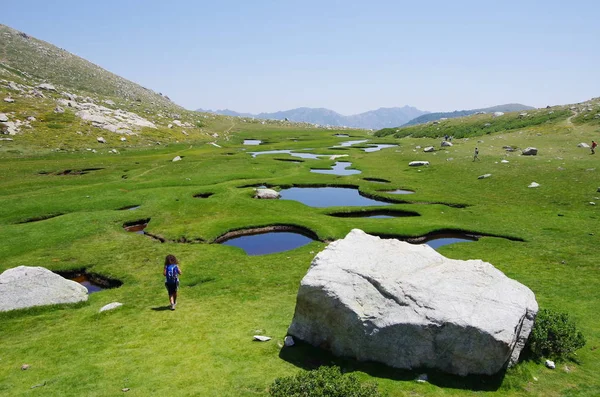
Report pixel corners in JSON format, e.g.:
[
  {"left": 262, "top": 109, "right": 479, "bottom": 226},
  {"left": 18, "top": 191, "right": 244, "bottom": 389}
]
[{"left": 165, "top": 281, "right": 179, "bottom": 294}]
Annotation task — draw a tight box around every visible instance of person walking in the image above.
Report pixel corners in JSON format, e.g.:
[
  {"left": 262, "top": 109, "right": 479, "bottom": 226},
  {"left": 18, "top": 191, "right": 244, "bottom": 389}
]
[
  {"left": 163, "top": 254, "right": 182, "bottom": 310},
  {"left": 592, "top": 140, "right": 597, "bottom": 154},
  {"left": 473, "top": 147, "right": 480, "bottom": 161}
]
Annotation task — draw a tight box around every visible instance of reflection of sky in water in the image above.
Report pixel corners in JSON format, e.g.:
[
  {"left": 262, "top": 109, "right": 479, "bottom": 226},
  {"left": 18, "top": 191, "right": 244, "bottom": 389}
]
[
  {"left": 249, "top": 150, "right": 333, "bottom": 159},
  {"left": 280, "top": 187, "right": 391, "bottom": 207},
  {"left": 423, "top": 236, "right": 477, "bottom": 249},
  {"left": 382, "top": 189, "right": 414, "bottom": 195},
  {"left": 310, "top": 161, "right": 361, "bottom": 175},
  {"left": 333, "top": 139, "right": 369, "bottom": 148},
  {"left": 363, "top": 144, "right": 398, "bottom": 152},
  {"left": 221, "top": 232, "right": 313, "bottom": 255},
  {"left": 243, "top": 139, "right": 262, "bottom": 145}
]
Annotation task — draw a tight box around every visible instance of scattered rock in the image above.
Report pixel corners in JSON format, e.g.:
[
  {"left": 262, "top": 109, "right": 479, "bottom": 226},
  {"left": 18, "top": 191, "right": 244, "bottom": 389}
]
[
  {"left": 4, "top": 97, "right": 15, "bottom": 103},
  {"left": 37, "top": 83, "right": 57, "bottom": 91},
  {"left": 522, "top": 147, "right": 538, "bottom": 156},
  {"left": 27, "top": 116, "right": 36, "bottom": 122},
  {"left": 120, "top": 137, "right": 127, "bottom": 142},
  {"left": 99, "top": 302, "right": 123, "bottom": 312},
  {"left": 287, "top": 229, "right": 538, "bottom": 376},
  {"left": 501, "top": 160, "right": 509, "bottom": 163},
  {"left": 478, "top": 173, "right": 492, "bottom": 179},
  {"left": 0, "top": 266, "right": 88, "bottom": 312},
  {"left": 254, "top": 188, "right": 280, "bottom": 199},
  {"left": 54, "top": 106, "right": 65, "bottom": 114},
  {"left": 284, "top": 335, "right": 295, "bottom": 347},
  {"left": 528, "top": 182, "right": 540, "bottom": 188},
  {"left": 423, "top": 146, "right": 435, "bottom": 153},
  {"left": 253, "top": 335, "right": 272, "bottom": 342},
  {"left": 493, "top": 112, "right": 504, "bottom": 117},
  {"left": 21, "top": 364, "right": 30, "bottom": 370},
  {"left": 172, "top": 120, "right": 183, "bottom": 127},
  {"left": 416, "top": 373, "right": 428, "bottom": 383},
  {"left": 409, "top": 161, "right": 429, "bottom": 167},
  {"left": 0, "top": 113, "right": 8, "bottom": 122},
  {"left": 122, "top": 388, "right": 130, "bottom": 392},
  {"left": 441, "top": 141, "right": 453, "bottom": 147},
  {"left": 172, "top": 156, "right": 182, "bottom": 162},
  {"left": 590, "top": 202, "right": 596, "bottom": 206},
  {"left": 109, "top": 149, "right": 119, "bottom": 154},
  {"left": 545, "top": 360, "right": 556, "bottom": 369},
  {"left": 97, "top": 137, "right": 107, "bottom": 144},
  {"left": 168, "top": 124, "right": 173, "bottom": 129},
  {"left": 578, "top": 142, "right": 590, "bottom": 148},
  {"left": 103, "top": 99, "right": 115, "bottom": 106}
]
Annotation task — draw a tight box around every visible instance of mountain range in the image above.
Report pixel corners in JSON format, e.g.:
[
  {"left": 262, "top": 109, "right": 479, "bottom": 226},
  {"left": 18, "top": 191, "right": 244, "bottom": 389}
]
[
  {"left": 198, "top": 103, "right": 534, "bottom": 130},
  {"left": 401, "top": 104, "right": 535, "bottom": 127},
  {"left": 196, "top": 106, "right": 428, "bottom": 130}
]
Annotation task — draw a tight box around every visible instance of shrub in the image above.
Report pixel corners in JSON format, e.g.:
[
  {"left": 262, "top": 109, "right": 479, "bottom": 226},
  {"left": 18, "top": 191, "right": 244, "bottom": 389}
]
[
  {"left": 269, "top": 366, "right": 382, "bottom": 397},
  {"left": 527, "top": 308, "right": 586, "bottom": 361}
]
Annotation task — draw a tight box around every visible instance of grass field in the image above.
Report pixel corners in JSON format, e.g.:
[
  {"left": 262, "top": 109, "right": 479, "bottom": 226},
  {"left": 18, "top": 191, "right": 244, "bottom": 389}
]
[{"left": 1, "top": 112, "right": 599, "bottom": 396}]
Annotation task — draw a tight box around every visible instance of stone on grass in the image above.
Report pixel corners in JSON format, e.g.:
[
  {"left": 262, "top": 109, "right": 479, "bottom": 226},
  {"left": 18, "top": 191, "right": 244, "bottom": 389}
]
[
  {"left": 578, "top": 142, "right": 590, "bottom": 148},
  {"left": 545, "top": 360, "right": 556, "bottom": 369},
  {"left": 99, "top": 302, "right": 123, "bottom": 312},
  {"left": 522, "top": 147, "right": 538, "bottom": 156},
  {"left": 501, "top": 159, "right": 509, "bottom": 163},
  {"left": 37, "top": 83, "right": 57, "bottom": 91},
  {"left": 409, "top": 161, "right": 429, "bottom": 167},
  {"left": 423, "top": 146, "right": 435, "bottom": 153},
  {"left": 0, "top": 266, "right": 88, "bottom": 312},
  {"left": 528, "top": 182, "right": 540, "bottom": 188},
  {"left": 120, "top": 137, "right": 127, "bottom": 142},
  {"left": 284, "top": 335, "right": 295, "bottom": 347},
  {"left": 287, "top": 229, "right": 538, "bottom": 376},
  {"left": 97, "top": 137, "right": 106, "bottom": 143},
  {"left": 441, "top": 141, "right": 453, "bottom": 147},
  {"left": 54, "top": 106, "right": 65, "bottom": 114},
  {"left": 172, "top": 156, "right": 182, "bottom": 162},
  {"left": 21, "top": 364, "right": 30, "bottom": 370},
  {"left": 416, "top": 374, "right": 428, "bottom": 383},
  {"left": 0, "top": 113, "right": 8, "bottom": 122},
  {"left": 478, "top": 173, "right": 492, "bottom": 179},
  {"left": 254, "top": 188, "right": 280, "bottom": 199},
  {"left": 253, "top": 335, "right": 272, "bottom": 342},
  {"left": 4, "top": 97, "right": 15, "bottom": 103}
]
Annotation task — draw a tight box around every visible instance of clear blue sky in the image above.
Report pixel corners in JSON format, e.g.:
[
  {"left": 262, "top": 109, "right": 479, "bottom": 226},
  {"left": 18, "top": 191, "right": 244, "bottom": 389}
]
[{"left": 2, "top": 0, "right": 599, "bottom": 114}]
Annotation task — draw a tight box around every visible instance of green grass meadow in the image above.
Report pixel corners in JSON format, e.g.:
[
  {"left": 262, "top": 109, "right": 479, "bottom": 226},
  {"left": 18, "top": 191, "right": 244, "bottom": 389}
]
[{"left": 1, "top": 115, "right": 599, "bottom": 396}]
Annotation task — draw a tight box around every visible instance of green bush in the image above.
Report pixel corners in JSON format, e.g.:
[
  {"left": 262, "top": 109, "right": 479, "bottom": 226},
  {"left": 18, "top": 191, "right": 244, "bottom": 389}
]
[
  {"left": 269, "top": 366, "right": 382, "bottom": 397},
  {"left": 527, "top": 308, "right": 586, "bottom": 361}
]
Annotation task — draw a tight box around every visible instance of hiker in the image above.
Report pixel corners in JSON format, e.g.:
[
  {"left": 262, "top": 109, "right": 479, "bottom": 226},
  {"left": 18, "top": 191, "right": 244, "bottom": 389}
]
[
  {"left": 473, "top": 147, "right": 480, "bottom": 161},
  {"left": 163, "top": 254, "right": 182, "bottom": 310},
  {"left": 592, "top": 140, "right": 597, "bottom": 154},
  {"left": 444, "top": 134, "right": 449, "bottom": 141}
]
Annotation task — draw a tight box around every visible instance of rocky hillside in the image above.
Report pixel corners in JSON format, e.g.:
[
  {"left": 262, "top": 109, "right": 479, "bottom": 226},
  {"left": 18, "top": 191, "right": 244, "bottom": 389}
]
[
  {"left": 197, "top": 105, "right": 428, "bottom": 130},
  {"left": 0, "top": 24, "right": 175, "bottom": 108}
]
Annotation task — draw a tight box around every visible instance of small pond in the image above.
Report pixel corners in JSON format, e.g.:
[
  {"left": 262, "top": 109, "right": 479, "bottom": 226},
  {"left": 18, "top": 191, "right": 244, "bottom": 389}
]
[
  {"left": 70, "top": 274, "right": 105, "bottom": 294},
  {"left": 333, "top": 134, "right": 349, "bottom": 137},
  {"left": 118, "top": 205, "right": 141, "bottom": 210},
  {"left": 363, "top": 144, "right": 398, "bottom": 153},
  {"left": 221, "top": 231, "right": 314, "bottom": 255},
  {"left": 310, "top": 161, "right": 361, "bottom": 176},
  {"left": 333, "top": 139, "right": 369, "bottom": 148},
  {"left": 249, "top": 150, "right": 331, "bottom": 159},
  {"left": 328, "top": 209, "right": 419, "bottom": 218},
  {"left": 421, "top": 234, "right": 478, "bottom": 249},
  {"left": 243, "top": 139, "right": 262, "bottom": 145},
  {"left": 380, "top": 189, "right": 415, "bottom": 195},
  {"left": 279, "top": 187, "right": 392, "bottom": 207}
]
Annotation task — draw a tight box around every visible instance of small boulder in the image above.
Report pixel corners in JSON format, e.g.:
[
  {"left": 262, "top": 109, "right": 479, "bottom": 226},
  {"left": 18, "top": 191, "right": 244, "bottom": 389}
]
[
  {"left": 0, "top": 113, "right": 8, "bottom": 122},
  {"left": 577, "top": 143, "right": 590, "bottom": 148},
  {"left": 172, "top": 156, "right": 182, "bottom": 162},
  {"left": 21, "top": 364, "right": 30, "bottom": 370},
  {"left": 284, "top": 335, "right": 295, "bottom": 347},
  {"left": 501, "top": 159, "right": 509, "bottom": 163},
  {"left": 0, "top": 266, "right": 88, "bottom": 312},
  {"left": 254, "top": 188, "right": 280, "bottom": 199},
  {"left": 120, "top": 137, "right": 127, "bottom": 142},
  {"left": 54, "top": 106, "right": 65, "bottom": 114},
  {"left": 4, "top": 97, "right": 15, "bottom": 103},
  {"left": 27, "top": 116, "right": 36, "bottom": 122},
  {"left": 253, "top": 335, "right": 272, "bottom": 342},
  {"left": 97, "top": 137, "right": 106, "bottom": 144},
  {"left": 415, "top": 373, "right": 428, "bottom": 383},
  {"left": 37, "top": 83, "right": 57, "bottom": 91},
  {"left": 478, "top": 173, "right": 492, "bottom": 179},
  {"left": 441, "top": 141, "right": 453, "bottom": 147},
  {"left": 409, "top": 161, "right": 429, "bottom": 167},
  {"left": 528, "top": 182, "right": 540, "bottom": 188},
  {"left": 99, "top": 302, "right": 123, "bottom": 312},
  {"left": 423, "top": 146, "right": 435, "bottom": 152},
  {"left": 545, "top": 360, "right": 556, "bottom": 369},
  {"left": 522, "top": 147, "right": 538, "bottom": 156}
]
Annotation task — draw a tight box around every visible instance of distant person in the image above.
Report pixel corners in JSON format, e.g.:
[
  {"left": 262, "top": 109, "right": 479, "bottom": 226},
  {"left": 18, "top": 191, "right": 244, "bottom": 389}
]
[
  {"left": 163, "top": 254, "right": 182, "bottom": 310},
  {"left": 592, "top": 140, "right": 597, "bottom": 155},
  {"left": 444, "top": 134, "right": 449, "bottom": 141},
  {"left": 473, "top": 147, "right": 480, "bottom": 161}
]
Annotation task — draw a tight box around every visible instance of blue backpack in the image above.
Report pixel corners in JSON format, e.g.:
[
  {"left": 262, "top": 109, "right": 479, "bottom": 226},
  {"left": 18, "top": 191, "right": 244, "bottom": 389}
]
[{"left": 165, "top": 264, "right": 179, "bottom": 284}]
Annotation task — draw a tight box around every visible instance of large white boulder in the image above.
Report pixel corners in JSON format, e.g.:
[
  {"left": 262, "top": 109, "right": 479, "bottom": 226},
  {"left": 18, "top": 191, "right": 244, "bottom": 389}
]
[
  {"left": 522, "top": 147, "right": 538, "bottom": 156},
  {"left": 0, "top": 266, "right": 88, "bottom": 312},
  {"left": 254, "top": 188, "right": 280, "bottom": 199},
  {"left": 288, "top": 229, "right": 538, "bottom": 376}
]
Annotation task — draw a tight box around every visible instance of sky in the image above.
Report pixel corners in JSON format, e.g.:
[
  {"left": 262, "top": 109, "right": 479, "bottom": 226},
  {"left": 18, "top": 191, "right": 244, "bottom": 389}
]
[{"left": 2, "top": 0, "right": 599, "bottom": 114}]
